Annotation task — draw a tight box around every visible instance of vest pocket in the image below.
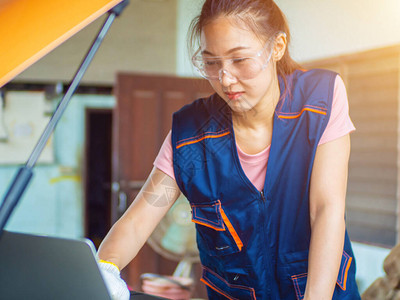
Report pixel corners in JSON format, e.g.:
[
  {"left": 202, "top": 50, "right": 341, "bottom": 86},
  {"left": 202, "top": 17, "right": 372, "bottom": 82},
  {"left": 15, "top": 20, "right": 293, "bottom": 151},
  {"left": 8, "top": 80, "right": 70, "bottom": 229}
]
[
  {"left": 191, "top": 200, "right": 243, "bottom": 256},
  {"left": 201, "top": 266, "right": 257, "bottom": 300},
  {"left": 291, "top": 273, "right": 307, "bottom": 300},
  {"left": 336, "top": 250, "right": 353, "bottom": 290},
  {"left": 288, "top": 250, "right": 353, "bottom": 300}
]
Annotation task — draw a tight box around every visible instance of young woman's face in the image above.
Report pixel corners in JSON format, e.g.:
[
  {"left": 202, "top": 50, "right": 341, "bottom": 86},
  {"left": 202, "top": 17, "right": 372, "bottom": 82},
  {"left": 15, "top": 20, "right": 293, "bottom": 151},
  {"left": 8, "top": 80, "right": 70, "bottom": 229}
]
[{"left": 200, "top": 17, "right": 280, "bottom": 114}]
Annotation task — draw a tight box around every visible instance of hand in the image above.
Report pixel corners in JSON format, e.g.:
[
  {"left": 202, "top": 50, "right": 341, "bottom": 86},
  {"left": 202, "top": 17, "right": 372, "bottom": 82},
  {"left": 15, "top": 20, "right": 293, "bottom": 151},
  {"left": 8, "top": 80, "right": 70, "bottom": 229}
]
[{"left": 98, "top": 260, "right": 130, "bottom": 300}]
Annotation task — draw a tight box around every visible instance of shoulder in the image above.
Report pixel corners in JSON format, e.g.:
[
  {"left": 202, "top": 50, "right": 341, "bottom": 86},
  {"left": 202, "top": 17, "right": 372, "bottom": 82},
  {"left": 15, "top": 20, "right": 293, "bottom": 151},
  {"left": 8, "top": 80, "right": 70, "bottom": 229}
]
[
  {"left": 282, "top": 69, "right": 339, "bottom": 112},
  {"left": 174, "top": 93, "right": 223, "bottom": 116},
  {"left": 173, "top": 93, "right": 228, "bottom": 127},
  {"left": 172, "top": 93, "right": 231, "bottom": 147},
  {"left": 293, "top": 68, "right": 338, "bottom": 94}
]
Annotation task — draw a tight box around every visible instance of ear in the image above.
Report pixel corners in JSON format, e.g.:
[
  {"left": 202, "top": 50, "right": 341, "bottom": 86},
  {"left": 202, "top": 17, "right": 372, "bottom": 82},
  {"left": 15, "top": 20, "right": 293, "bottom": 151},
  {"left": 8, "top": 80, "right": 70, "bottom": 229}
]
[{"left": 273, "top": 32, "right": 287, "bottom": 62}]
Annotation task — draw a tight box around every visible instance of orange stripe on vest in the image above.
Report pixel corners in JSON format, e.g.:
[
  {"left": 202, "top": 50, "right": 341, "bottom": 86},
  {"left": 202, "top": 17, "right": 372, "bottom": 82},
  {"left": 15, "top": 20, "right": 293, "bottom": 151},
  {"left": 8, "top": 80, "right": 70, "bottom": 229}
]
[
  {"left": 219, "top": 207, "right": 243, "bottom": 251},
  {"left": 176, "top": 131, "right": 230, "bottom": 149},
  {"left": 278, "top": 107, "right": 326, "bottom": 119}
]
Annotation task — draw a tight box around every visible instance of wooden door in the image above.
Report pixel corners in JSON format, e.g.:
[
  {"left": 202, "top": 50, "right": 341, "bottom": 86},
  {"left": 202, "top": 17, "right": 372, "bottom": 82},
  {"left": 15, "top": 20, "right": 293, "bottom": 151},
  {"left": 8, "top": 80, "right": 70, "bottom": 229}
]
[{"left": 113, "top": 73, "right": 214, "bottom": 297}]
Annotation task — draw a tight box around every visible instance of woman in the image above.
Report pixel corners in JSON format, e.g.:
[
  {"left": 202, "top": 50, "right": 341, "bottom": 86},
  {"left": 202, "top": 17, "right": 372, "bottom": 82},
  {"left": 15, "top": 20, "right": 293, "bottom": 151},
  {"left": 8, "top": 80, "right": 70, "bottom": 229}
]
[{"left": 98, "top": 0, "right": 361, "bottom": 299}]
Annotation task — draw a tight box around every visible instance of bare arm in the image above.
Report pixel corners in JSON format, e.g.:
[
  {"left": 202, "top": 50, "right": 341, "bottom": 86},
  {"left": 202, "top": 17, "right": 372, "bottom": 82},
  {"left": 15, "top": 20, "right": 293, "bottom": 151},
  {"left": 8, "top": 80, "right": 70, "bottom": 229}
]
[
  {"left": 304, "top": 134, "right": 350, "bottom": 299},
  {"left": 97, "top": 167, "right": 181, "bottom": 270}
]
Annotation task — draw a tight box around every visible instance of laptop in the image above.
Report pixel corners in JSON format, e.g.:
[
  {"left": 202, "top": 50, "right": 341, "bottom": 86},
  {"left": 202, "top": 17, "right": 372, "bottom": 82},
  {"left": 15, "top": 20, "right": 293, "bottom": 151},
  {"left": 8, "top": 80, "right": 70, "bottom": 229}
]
[{"left": 0, "top": 230, "right": 166, "bottom": 300}]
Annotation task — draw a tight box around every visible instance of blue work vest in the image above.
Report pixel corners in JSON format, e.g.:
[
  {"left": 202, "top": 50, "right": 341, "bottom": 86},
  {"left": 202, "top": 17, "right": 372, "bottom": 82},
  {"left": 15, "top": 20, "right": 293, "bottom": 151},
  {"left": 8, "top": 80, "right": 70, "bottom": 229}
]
[{"left": 171, "top": 69, "right": 360, "bottom": 299}]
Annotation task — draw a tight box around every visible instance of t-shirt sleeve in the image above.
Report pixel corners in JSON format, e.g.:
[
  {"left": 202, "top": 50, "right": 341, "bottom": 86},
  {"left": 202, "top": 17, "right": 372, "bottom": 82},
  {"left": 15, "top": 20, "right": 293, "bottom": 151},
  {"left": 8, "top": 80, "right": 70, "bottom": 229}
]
[
  {"left": 318, "top": 75, "right": 356, "bottom": 145},
  {"left": 153, "top": 130, "right": 175, "bottom": 179}
]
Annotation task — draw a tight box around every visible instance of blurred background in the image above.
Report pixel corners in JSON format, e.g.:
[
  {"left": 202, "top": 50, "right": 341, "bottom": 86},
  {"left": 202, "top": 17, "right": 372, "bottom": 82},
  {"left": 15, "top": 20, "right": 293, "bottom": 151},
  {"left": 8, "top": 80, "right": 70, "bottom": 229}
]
[{"left": 1, "top": 0, "right": 400, "bottom": 297}]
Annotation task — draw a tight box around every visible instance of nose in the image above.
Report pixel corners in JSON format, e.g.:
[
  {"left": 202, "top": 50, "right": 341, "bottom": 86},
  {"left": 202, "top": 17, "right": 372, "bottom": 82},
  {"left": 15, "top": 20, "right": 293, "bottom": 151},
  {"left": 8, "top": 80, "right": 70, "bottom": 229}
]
[{"left": 219, "top": 69, "right": 237, "bottom": 86}]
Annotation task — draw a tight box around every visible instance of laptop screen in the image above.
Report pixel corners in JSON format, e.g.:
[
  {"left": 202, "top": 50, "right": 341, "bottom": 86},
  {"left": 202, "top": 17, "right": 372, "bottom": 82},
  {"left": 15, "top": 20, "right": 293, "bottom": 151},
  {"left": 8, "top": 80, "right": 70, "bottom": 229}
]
[{"left": 0, "top": 230, "right": 112, "bottom": 300}]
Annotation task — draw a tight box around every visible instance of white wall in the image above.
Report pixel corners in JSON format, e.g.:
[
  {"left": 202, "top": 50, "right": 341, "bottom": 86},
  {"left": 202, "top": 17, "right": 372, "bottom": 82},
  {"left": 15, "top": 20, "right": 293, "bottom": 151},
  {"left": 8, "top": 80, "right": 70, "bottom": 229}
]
[
  {"left": 176, "top": 0, "right": 204, "bottom": 76},
  {"left": 352, "top": 242, "right": 390, "bottom": 293},
  {"left": 270, "top": 0, "right": 400, "bottom": 62},
  {"left": 0, "top": 95, "right": 114, "bottom": 239}
]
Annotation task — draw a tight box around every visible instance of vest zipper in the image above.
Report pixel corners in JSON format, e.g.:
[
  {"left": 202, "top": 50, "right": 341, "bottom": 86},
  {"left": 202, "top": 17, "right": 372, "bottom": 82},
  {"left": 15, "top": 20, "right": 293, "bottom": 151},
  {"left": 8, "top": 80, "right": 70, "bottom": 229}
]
[
  {"left": 260, "top": 188, "right": 271, "bottom": 297},
  {"left": 260, "top": 190, "right": 266, "bottom": 202}
]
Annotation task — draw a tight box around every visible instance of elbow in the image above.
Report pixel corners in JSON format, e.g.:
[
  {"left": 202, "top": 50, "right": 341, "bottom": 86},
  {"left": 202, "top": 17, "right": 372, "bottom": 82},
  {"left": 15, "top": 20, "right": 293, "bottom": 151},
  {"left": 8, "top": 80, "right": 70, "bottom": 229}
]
[{"left": 309, "top": 199, "right": 346, "bottom": 230}]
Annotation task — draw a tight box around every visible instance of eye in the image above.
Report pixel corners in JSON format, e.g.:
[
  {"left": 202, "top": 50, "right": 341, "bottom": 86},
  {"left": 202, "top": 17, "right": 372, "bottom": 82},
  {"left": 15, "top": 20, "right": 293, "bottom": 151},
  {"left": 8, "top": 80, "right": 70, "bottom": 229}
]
[
  {"left": 232, "top": 58, "right": 249, "bottom": 64},
  {"left": 205, "top": 60, "right": 216, "bottom": 66},
  {"left": 204, "top": 59, "right": 221, "bottom": 67}
]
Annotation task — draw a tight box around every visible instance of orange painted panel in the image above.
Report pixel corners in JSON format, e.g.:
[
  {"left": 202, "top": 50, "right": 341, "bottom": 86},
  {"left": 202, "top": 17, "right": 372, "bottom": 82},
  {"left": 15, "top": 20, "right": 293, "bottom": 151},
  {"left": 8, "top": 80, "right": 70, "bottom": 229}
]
[{"left": 0, "top": 0, "right": 123, "bottom": 87}]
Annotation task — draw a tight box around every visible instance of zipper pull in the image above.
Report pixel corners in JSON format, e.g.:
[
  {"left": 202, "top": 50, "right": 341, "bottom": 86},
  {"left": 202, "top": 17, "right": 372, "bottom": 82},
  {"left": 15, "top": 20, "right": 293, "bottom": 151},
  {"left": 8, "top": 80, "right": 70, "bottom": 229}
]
[{"left": 260, "top": 190, "right": 266, "bottom": 202}]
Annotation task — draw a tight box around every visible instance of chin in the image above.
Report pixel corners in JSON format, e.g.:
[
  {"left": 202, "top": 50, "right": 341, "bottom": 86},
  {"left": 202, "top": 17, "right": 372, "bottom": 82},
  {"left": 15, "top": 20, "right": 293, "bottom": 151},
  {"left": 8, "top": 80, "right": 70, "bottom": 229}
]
[{"left": 227, "top": 101, "right": 254, "bottom": 114}]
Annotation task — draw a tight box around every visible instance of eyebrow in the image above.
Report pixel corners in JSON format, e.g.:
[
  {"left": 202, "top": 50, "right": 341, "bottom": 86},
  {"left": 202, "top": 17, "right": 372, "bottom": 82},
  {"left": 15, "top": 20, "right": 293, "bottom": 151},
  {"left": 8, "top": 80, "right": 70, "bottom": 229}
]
[{"left": 201, "top": 46, "right": 252, "bottom": 56}]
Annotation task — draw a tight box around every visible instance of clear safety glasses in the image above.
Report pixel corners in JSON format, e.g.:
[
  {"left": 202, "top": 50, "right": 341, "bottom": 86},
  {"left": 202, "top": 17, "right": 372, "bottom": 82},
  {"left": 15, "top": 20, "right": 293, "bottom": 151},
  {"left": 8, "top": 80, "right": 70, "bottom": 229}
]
[{"left": 192, "top": 41, "right": 273, "bottom": 81}]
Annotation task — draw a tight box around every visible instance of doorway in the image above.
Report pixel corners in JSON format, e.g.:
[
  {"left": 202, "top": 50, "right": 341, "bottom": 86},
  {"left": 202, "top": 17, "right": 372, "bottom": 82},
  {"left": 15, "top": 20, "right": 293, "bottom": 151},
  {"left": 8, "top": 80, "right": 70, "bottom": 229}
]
[{"left": 84, "top": 108, "right": 113, "bottom": 249}]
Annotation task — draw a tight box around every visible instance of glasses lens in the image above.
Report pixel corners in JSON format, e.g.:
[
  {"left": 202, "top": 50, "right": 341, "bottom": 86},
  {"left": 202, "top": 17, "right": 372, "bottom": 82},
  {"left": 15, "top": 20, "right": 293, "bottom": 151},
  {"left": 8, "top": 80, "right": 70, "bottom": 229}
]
[
  {"left": 204, "top": 59, "right": 221, "bottom": 77},
  {"left": 194, "top": 56, "right": 263, "bottom": 80},
  {"left": 192, "top": 44, "right": 271, "bottom": 81},
  {"left": 193, "top": 56, "right": 219, "bottom": 79},
  {"left": 229, "top": 57, "right": 262, "bottom": 80}
]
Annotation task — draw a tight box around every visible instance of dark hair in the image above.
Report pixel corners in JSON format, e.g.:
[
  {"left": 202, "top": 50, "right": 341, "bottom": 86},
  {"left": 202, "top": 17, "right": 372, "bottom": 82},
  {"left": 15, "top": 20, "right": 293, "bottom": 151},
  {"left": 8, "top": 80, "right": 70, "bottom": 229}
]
[{"left": 188, "top": 0, "right": 301, "bottom": 100}]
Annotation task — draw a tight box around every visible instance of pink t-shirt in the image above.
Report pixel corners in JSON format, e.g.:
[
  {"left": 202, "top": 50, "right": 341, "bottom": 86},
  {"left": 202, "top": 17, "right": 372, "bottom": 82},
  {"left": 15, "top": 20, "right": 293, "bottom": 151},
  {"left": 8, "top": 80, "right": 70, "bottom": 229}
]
[{"left": 154, "top": 75, "right": 355, "bottom": 191}]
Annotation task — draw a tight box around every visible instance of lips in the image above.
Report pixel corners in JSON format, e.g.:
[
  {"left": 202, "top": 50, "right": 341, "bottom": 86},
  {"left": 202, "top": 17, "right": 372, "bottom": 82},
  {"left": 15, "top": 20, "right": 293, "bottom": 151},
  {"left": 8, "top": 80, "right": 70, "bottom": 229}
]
[{"left": 225, "top": 92, "right": 244, "bottom": 100}]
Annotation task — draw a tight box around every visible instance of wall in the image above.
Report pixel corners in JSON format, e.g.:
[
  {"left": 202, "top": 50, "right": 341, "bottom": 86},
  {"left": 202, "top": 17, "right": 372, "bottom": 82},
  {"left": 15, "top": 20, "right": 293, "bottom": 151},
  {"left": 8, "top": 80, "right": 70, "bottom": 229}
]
[
  {"left": 352, "top": 242, "right": 390, "bottom": 293},
  {"left": 275, "top": 0, "right": 400, "bottom": 62},
  {"left": 0, "top": 94, "right": 114, "bottom": 238},
  {"left": 176, "top": 0, "right": 203, "bottom": 77}
]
